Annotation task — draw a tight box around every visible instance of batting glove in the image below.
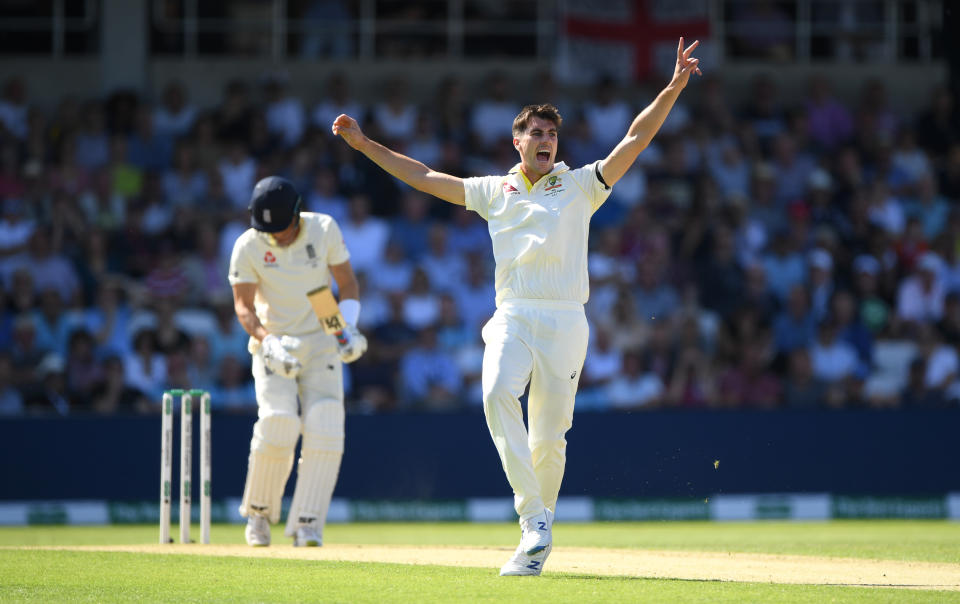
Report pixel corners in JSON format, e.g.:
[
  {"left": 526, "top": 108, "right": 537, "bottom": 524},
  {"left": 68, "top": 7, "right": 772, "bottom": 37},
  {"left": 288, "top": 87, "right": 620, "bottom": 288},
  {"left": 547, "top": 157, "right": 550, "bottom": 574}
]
[
  {"left": 261, "top": 334, "right": 303, "bottom": 378},
  {"left": 336, "top": 325, "right": 367, "bottom": 364}
]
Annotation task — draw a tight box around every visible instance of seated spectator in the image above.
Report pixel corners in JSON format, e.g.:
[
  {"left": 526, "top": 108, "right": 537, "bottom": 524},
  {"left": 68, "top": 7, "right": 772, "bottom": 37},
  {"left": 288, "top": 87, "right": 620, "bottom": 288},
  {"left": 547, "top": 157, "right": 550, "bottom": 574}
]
[
  {"left": 89, "top": 355, "right": 151, "bottom": 414},
  {"left": 900, "top": 357, "right": 945, "bottom": 408},
  {"left": 903, "top": 171, "right": 950, "bottom": 241},
  {"left": 832, "top": 289, "right": 874, "bottom": 368},
  {"left": 762, "top": 232, "right": 806, "bottom": 303},
  {"left": 0, "top": 353, "right": 24, "bottom": 415},
  {"left": 403, "top": 268, "right": 440, "bottom": 329},
  {"left": 632, "top": 260, "right": 679, "bottom": 324},
  {"left": 0, "top": 198, "right": 35, "bottom": 258},
  {"left": 24, "top": 353, "right": 70, "bottom": 415},
  {"left": 209, "top": 355, "right": 256, "bottom": 412},
  {"left": 581, "top": 76, "right": 633, "bottom": 150},
  {"left": 852, "top": 255, "right": 890, "bottom": 334},
  {"left": 218, "top": 141, "right": 257, "bottom": 210},
  {"left": 372, "top": 76, "right": 417, "bottom": 144},
  {"left": 453, "top": 257, "right": 496, "bottom": 333},
  {"left": 262, "top": 72, "right": 305, "bottom": 148},
  {"left": 312, "top": 72, "right": 365, "bottom": 131},
  {"left": 808, "top": 248, "right": 834, "bottom": 321},
  {"left": 605, "top": 351, "right": 664, "bottom": 411},
  {"left": 399, "top": 326, "right": 463, "bottom": 411},
  {"left": 419, "top": 224, "right": 466, "bottom": 292},
  {"left": 783, "top": 348, "right": 828, "bottom": 408},
  {"left": 773, "top": 285, "right": 816, "bottom": 356},
  {"left": 127, "top": 106, "right": 173, "bottom": 172},
  {"left": 340, "top": 193, "right": 389, "bottom": 274},
  {"left": 915, "top": 323, "right": 958, "bottom": 396},
  {"left": 577, "top": 327, "right": 624, "bottom": 411},
  {"left": 123, "top": 329, "right": 167, "bottom": 402},
  {"left": 896, "top": 252, "right": 946, "bottom": 326},
  {"left": 74, "top": 101, "right": 109, "bottom": 170},
  {"left": 153, "top": 80, "right": 198, "bottom": 139},
  {"left": 304, "top": 166, "right": 348, "bottom": 224},
  {"left": 716, "top": 337, "right": 781, "bottom": 409},
  {"left": 2, "top": 228, "right": 81, "bottom": 305},
  {"left": 163, "top": 141, "right": 209, "bottom": 208},
  {"left": 469, "top": 72, "right": 518, "bottom": 150},
  {"left": 810, "top": 320, "right": 860, "bottom": 383},
  {"left": 390, "top": 190, "right": 432, "bottom": 261},
  {"left": 64, "top": 329, "right": 104, "bottom": 409},
  {"left": 665, "top": 346, "right": 716, "bottom": 408}
]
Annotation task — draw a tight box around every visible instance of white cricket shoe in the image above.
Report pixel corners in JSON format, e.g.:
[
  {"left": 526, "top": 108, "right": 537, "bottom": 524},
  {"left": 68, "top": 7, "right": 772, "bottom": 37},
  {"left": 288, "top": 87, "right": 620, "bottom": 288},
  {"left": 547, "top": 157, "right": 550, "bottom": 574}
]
[
  {"left": 294, "top": 525, "right": 322, "bottom": 547},
  {"left": 245, "top": 514, "right": 270, "bottom": 547},
  {"left": 519, "top": 510, "right": 552, "bottom": 555},
  {"left": 500, "top": 543, "right": 552, "bottom": 576}
]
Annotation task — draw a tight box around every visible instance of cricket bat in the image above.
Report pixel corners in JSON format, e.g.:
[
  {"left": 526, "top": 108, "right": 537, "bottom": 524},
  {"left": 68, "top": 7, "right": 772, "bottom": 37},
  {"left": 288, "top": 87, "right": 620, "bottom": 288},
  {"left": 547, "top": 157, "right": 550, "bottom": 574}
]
[{"left": 306, "top": 286, "right": 347, "bottom": 337}]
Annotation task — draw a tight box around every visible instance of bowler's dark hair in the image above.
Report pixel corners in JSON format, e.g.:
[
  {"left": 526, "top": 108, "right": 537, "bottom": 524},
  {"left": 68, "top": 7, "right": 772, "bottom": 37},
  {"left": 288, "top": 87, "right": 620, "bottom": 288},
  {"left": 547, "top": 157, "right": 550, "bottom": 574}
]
[{"left": 512, "top": 104, "right": 562, "bottom": 137}]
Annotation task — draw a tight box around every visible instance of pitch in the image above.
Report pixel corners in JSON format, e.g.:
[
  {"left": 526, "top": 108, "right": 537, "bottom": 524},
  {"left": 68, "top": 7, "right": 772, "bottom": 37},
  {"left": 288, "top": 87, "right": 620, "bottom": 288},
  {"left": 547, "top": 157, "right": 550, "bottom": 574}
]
[{"left": 2, "top": 521, "right": 959, "bottom": 602}]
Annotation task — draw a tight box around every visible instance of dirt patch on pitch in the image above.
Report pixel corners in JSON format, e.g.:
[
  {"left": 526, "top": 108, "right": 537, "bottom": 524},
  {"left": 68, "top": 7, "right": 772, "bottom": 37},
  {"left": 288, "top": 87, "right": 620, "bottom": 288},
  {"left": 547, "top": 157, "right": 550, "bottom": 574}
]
[{"left": 29, "top": 543, "right": 960, "bottom": 591}]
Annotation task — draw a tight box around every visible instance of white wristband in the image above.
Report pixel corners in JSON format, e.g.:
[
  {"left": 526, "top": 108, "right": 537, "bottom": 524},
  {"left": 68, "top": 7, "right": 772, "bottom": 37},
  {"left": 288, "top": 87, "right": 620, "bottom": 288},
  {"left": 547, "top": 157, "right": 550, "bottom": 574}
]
[{"left": 339, "top": 299, "right": 361, "bottom": 326}]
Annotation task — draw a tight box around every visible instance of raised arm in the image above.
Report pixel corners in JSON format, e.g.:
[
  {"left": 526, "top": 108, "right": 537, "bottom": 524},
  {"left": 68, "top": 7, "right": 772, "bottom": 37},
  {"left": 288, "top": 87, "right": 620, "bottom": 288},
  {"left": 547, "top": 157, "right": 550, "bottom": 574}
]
[
  {"left": 332, "top": 114, "right": 465, "bottom": 206},
  {"left": 599, "top": 38, "right": 702, "bottom": 187}
]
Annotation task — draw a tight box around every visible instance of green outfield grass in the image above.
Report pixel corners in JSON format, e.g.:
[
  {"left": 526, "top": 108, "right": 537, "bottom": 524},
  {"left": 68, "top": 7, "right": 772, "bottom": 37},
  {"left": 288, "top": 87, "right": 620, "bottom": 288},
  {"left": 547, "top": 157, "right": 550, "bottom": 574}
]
[
  {"left": 2, "top": 522, "right": 959, "bottom": 603},
  {"left": 3, "top": 520, "right": 959, "bottom": 562}
]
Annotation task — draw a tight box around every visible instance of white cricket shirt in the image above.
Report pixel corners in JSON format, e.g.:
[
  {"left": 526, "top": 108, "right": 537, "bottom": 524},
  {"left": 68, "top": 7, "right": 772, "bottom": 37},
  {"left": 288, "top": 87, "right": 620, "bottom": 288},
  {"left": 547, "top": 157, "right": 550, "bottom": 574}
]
[
  {"left": 463, "top": 160, "right": 612, "bottom": 306},
  {"left": 228, "top": 212, "right": 350, "bottom": 336}
]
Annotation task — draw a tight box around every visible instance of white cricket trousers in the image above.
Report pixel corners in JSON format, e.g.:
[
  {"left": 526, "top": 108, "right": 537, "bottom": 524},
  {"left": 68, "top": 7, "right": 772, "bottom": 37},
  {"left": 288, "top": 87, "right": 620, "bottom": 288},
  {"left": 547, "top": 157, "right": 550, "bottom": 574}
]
[{"left": 480, "top": 299, "right": 589, "bottom": 521}]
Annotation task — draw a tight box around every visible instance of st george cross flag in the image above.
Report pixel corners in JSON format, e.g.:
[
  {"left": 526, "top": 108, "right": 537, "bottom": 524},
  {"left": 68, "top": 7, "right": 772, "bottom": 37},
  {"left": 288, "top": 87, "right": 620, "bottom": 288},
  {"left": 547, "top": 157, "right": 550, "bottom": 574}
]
[{"left": 554, "top": 0, "right": 712, "bottom": 84}]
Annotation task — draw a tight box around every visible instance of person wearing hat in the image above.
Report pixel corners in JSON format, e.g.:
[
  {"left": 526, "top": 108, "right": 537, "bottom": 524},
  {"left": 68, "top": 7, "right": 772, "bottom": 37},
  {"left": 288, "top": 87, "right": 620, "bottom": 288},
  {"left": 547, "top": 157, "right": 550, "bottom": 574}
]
[
  {"left": 229, "top": 176, "right": 366, "bottom": 547},
  {"left": 896, "top": 251, "right": 946, "bottom": 325}
]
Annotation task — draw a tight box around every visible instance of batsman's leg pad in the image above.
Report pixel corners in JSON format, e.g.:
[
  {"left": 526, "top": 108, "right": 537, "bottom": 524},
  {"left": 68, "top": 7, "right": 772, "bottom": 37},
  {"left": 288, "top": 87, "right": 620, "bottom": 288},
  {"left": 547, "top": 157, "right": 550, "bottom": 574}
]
[
  {"left": 239, "top": 411, "right": 302, "bottom": 524},
  {"left": 285, "top": 399, "right": 345, "bottom": 538}
]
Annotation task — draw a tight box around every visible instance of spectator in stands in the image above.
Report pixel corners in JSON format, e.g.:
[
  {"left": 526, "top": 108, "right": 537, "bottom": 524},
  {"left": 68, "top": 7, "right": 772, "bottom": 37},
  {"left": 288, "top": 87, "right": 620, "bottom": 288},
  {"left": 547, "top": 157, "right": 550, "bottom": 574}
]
[
  {"left": 127, "top": 105, "right": 173, "bottom": 172},
  {"left": 0, "top": 352, "right": 24, "bottom": 415},
  {"left": 2, "top": 228, "right": 80, "bottom": 305},
  {"left": 153, "top": 80, "right": 198, "bottom": 139},
  {"left": 400, "top": 325, "right": 463, "bottom": 411},
  {"left": 896, "top": 252, "right": 946, "bottom": 326},
  {"left": 312, "top": 72, "right": 364, "bottom": 133},
  {"left": 89, "top": 354, "right": 151, "bottom": 414},
  {"left": 805, "top": 74, "right": 853, "bottom": 151},
  {"left": 74, "top": 101, "right": 110, "bottom": 171},
  {"left": 339, "top": 193, "right": 389, "bottom": 274},
  {"left": 372, "top": 77, "right": 417, "bottom": 145},
  {"left": 469, "top": 72, "right": 517, "bottom": 151},
  {"left": 262, "top": 72, "right": 306, "bottom": 148},
  {"left": 123, "top": 329, "right": 167, "bottom": 403},
  {"left": 773, "top": 285, "right": 816, "bottom": 356},
  {"left": 389, "top": 190, "right": 432, "bottom": 260},
  {"left": 782, "top": 348, "right": 828, "bottom": 408},
  {"left": 605, "top": 351, "right": 664, "bottom": 411}
]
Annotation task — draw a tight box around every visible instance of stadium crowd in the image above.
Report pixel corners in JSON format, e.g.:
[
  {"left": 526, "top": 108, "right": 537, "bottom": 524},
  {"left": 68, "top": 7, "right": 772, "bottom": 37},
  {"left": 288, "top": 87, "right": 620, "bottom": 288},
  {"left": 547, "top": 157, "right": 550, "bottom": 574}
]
[{"left": 1, "top": 68, "right": 959, "bottom": 415}]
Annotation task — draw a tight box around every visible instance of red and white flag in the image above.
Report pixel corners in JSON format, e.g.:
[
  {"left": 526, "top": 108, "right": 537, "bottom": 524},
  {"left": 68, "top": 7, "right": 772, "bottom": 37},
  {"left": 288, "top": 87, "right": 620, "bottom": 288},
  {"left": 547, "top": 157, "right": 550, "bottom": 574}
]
[{"left": 555, "top": 0, "right": 712, "bottom": 84}]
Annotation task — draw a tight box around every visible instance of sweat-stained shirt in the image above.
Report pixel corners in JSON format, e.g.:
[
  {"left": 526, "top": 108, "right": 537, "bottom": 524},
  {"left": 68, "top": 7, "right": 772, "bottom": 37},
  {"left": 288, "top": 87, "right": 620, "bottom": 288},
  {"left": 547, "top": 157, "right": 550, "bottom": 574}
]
[{"left": 463, "top": 160, "right": 612, "bottom": 306}]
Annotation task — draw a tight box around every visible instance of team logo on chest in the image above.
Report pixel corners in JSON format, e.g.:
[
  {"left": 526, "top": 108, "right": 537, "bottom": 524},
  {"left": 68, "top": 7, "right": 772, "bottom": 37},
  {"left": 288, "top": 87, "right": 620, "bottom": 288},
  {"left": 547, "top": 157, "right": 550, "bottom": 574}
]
[
  {"left": 305, "top": 243, "right": 319, "bottom": 268},
  {"left": 263, "top": 251, "right": 277, "bottom": 267},
  {"left": 502, "top": 183, "right": 520, "bottom": 196}
]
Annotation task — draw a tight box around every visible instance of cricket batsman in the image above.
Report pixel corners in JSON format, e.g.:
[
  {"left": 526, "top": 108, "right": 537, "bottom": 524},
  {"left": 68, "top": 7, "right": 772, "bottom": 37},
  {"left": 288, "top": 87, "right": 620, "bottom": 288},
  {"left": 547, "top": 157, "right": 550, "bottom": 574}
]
[
  {"left": 229, "top": 176, "right": 367, "bottom": 546},
  {"left": 333, "top": 40, "right": 701, "bottom": 574}
]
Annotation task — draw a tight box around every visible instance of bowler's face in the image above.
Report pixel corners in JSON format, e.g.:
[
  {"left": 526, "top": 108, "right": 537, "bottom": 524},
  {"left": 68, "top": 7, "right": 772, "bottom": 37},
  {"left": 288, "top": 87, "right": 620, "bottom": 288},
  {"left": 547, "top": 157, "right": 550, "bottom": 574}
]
[{"left": 514, "top": 116, "right": 558, "bottom": 180}]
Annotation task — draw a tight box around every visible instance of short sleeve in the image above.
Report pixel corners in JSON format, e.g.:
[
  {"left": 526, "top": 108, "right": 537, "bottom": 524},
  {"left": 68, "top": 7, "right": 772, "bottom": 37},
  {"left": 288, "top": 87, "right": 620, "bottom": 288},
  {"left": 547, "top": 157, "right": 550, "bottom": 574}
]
[
  {"left": 569, "top": 160, "right": 613, "bottom": 213},
  {"left": 325, "top": 217, "right": 351, "bottom": 266},
  {"left": 463, "top": 175, "right": 502, "bottom": 221},
  {"left": 228, "top": 236, "right": 258, "bottom": 285}
]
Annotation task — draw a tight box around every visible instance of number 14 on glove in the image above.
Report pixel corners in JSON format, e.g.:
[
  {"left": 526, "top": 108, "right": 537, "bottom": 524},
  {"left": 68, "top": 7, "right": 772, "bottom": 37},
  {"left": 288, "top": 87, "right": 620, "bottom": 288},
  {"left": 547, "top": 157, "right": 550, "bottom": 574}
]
[{"left": 306, "top": 285, "right": 367, "bottom": 363}]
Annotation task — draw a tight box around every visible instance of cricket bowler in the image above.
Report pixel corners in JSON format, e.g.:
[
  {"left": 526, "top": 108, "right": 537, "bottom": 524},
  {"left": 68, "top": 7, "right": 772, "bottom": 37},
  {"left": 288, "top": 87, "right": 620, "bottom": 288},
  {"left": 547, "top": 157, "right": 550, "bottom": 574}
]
[
  {"left": 333, "top": 39, "right": 701, "bottom": 574},
  {"left": 229, "top": 176, "right": 367, "bottom": 546}
]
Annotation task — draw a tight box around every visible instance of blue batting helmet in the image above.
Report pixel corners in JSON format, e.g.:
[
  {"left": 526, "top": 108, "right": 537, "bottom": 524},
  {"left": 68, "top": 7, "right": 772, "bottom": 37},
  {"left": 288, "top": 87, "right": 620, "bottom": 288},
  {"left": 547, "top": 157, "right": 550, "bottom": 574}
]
[{"left": 248, "top": 176, "right": 302, "bottom": 233}]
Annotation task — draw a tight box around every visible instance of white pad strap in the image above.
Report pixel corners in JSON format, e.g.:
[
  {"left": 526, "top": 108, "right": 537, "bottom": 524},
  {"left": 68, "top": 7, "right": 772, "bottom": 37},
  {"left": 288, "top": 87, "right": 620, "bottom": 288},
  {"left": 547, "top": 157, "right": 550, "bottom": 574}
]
[
  {"left": 285, "top": 400, "right": 345, "bottom": 537},
  {"left": 239, "top": 411, "right": 302, "bottom": 524}
]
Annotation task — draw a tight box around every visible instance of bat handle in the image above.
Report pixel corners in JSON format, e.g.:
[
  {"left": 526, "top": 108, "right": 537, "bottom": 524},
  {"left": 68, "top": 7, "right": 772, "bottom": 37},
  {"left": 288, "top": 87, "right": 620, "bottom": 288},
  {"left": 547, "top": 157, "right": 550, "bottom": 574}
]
[{"left": 335, "top": 330, "right": 348, "bottom": 346}]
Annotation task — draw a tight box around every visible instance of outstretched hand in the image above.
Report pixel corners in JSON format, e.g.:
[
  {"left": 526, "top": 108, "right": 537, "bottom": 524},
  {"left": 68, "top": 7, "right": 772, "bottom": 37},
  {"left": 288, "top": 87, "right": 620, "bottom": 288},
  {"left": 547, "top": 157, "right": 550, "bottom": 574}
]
[
  {"left": 331, "top": 114, "right": 366, "bottom": 150},
  {"left": 671, "top": 37, "right": 702, "bottom": 90}
]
